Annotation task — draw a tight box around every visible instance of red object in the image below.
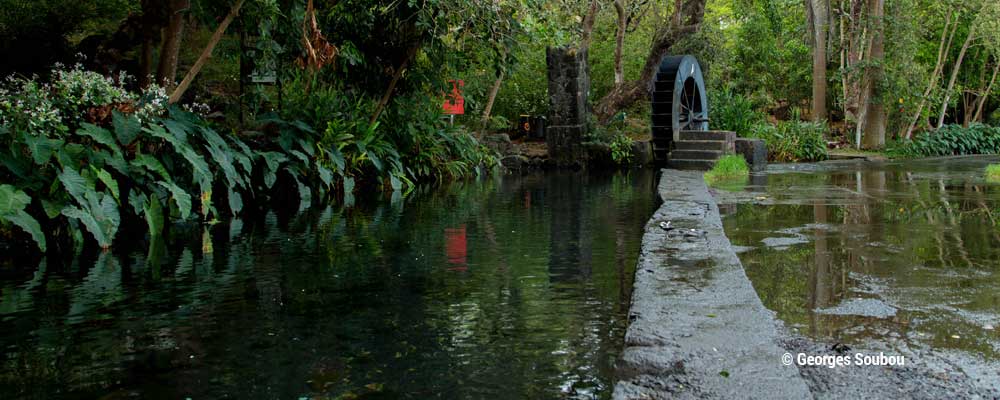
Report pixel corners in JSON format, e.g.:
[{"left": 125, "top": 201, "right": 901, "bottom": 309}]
[
  {"left": 442, "top": 80, "right": 465, "bottom": 115},
  {"left": 445, "top": 225, "right": 468, "bottom": 271}
]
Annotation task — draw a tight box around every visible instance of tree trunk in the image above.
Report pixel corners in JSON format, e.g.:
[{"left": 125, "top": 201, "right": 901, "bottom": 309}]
[
  {"left": 973, "top": 60, "right": 1000, "bottom": 122},
  {"left": 370, "top": 44, "right": 419, "bottom": 125},
  {"left": 808, "top": 0, "right": 829, "bottom": 121},
  {"left": 842, "top": 0, "right": 867, "bottom": 125},
  {"left": 937, "top": 26, "right": 976, "bottom": 128},
  {"left": 613, "top": 0, "right": 627, "bottom": 88},
  {"left": 594, "top": 0, "right": 706, "bottom": 122},
  {"left": 580, "top": 0, "right": 600, "bottom": 51},
  {"left": 138, "top": 0, "right": 162, "bottom": 89},
  {"left": 904, "top": 12, "right": 956, "bottom": 139},
  {"left": 169, "top": 0, "right": 246, "bottom": 104},
  {"left": 861, "top": 0, "right": 885, "bottom": 148},
  {"left": 156, "top": 0, "right": 190, "bottom": 88},
  {"left": 479, "top": 72, "right": 504, "bottom": 137},
  {"left": 851, "top": 0, "right": 874, "bottom": 148}
]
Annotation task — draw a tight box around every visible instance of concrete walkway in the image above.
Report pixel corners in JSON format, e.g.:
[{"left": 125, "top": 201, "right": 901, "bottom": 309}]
[{"left": 614, "top": 169, "right": 812, "bottom": 399}]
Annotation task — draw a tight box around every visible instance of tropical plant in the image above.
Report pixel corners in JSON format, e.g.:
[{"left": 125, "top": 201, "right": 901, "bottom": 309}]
[
  {"left": 709, "top": 87, "right": 767, "bottom": 136},
  {"left": 610, "top": 134, "right": 634, "bottom": 164},
  {"left": 0, "top": 184, "right": 46, "bottom": 251},
  {"left": 890, "top": 124, "right": 1000, "bottom": 157},
  {"left": 747, "top": 119, "right": 829, "bottom": 162},
  {"left": 0, "top": 66, "right": 347, "bottom": 251}
]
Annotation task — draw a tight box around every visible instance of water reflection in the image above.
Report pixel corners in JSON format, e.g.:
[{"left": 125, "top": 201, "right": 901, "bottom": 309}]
[
  {"left": 0, "top": 169, "right": 658, "bottom": 399},
  {"left": 721, "top": 157, "right": 1000, "bottom": 365}
]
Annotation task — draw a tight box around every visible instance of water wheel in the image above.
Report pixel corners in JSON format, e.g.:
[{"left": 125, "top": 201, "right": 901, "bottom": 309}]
[{"left": 650, "top": 55, "right": 709, "bottom": 162}]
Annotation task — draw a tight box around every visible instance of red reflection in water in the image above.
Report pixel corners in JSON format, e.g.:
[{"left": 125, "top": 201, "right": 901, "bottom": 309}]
[{"left": 445, "top": 225, "right": 467, "bottom": 271}]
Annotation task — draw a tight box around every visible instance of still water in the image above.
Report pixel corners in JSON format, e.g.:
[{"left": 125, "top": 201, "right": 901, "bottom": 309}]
[
  {"left": 0, "top": 170, "right": 659, "bottom": 399},
  {"left": 719, "top": 156, "right": 1000, "bottom": 377}
]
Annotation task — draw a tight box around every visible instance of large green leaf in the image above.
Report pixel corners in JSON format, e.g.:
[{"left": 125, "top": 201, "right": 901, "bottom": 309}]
[
  {"left": 93, "top": 168, "right": 120, "bottom": 204},
  {"left": 163, "top": 119, "right": 190, "bottom": 142},
  {"left": 21, "top": 133, "right": 64, "bottom": 165},
  {"left": 1, "top": 147, "right": 31, "bottom": 179},
  {"left": 78, "top": 123, "right": 122, "bottom": 154},
  {"left": 3, "top": 210, "right": 46, "bottom": 252},
  {"left": 157, "top": 181, "right": 192, "bottom": 220},
  {"left": 61, "top": 191, "right": 120, "bottom": 249},
  {"left": 227, "top": 188, "right": 243, "bottom": 216},
  {"left": 327, "top": 146, "right": 346, "bottom": 171},
  {"left": 3, "top": 211, "right": 46, "bottom": 252},
  {"left": 204, "top": 143, "right": 245, "bottom": 189},
  {"left": 131, "top": 154, "right": 172, "bottom": 181},
  {"left": 58, "top": 166, "right": 95, "bottom": 206},
  {"left": 0, "top": 184, "right": 31, "bottom": 214},
  {"left": 230, "top": 139, "right": 255, "bottom": 176},
  {"left": 128, "top": 189, "right": 148, "bottom": 216},
  {"left": 144, "top": 197, "right": 164, "bottom": 238},
  {"left": 317, "top": 164, "right": 334, "bottom": 187},
  {"left": 259, "top": 151, "right": 287, "bottom": 189},
  {"left": 112, "top": 111, "right": 142, "bottom": 146},
  {"left": 146, "top": 125, "right": 212, "bottom": 187},
  {"left": 55, "top": 143, "right": 87, "bottom": 169}
]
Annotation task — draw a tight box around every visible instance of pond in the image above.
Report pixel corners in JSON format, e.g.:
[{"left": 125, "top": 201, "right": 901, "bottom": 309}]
[
  {"left": 0, "top": 170, "right": 660, "bottom": 399},
  {"left": 719, "top": 156, "right": 1000, "bottom": 385}
]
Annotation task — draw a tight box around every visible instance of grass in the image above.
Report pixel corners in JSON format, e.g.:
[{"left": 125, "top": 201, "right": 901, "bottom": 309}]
[
  {"left": 705, "top": 155, "right": 750, "bottom": 191},
  {"left": 705, "top": 155, "right": 750, "bottom": 183},
  {"left": 987, "top": 164, "right": 1000, "bottom": 182}
]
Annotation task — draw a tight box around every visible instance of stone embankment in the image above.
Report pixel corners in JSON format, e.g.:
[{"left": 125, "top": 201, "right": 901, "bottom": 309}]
[{"left": 614, "top": 169, "right": 811, "bottom": 399}]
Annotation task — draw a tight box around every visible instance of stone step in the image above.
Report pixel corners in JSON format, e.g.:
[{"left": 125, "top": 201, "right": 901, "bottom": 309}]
[
  {"left": 679, "top": 130, "right": 734, "bottom": 141},
  {"left": 668, "top": 158, "right": 716, "bottom": 170},
  {"left": 670, "top": 149, "right": 722, "bottom": 161},
  {"left": 675, "top": 140, "right": 727, "bottom": 151}
]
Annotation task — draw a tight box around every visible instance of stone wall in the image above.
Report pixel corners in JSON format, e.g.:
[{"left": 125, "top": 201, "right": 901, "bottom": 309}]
[{"left": 545, "top": 47, "right": 590, "bottom": 167}]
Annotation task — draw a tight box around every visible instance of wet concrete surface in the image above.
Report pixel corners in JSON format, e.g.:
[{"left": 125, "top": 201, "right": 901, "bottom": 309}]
[
  {"left": 621, "top": 159, "right": 1000, "bottom": 398},
  {"left": 715, "top": 156, "right": 1000, "bottom": 397},
  {"left": 614, "top": 170, "right": 811, "bottom": 399}
]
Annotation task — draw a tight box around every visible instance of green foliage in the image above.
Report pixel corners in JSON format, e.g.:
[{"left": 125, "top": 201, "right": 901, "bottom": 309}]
[
  {"left": 890, "top": 124, "right": 1000, "bottom": 157},
  {"left": 0, "top": 184, "right": 46, "bottom": 251},
  {"left": 704, "top": 155, "right": 750, "bottom": 185},
  {"left": 987, "top": 164, "right": 1000, "bottom": 182},
  {"left": 0, "top": 66, "right": 353, "bottom": 252},
  {"left": 0, "top": 0, "right": 134, "bottom": 75},
  {"left": 747, "top": 119, "right": 829, "bottom": 162},
  {"left": 708, "top": 87, "right": 767, "bottom": 136},
  {"left": 610, "top": 134, "right": 634, "bottom": 165},
  {"left": 282, "top": 77, "right": 497, "bottom": 187}
]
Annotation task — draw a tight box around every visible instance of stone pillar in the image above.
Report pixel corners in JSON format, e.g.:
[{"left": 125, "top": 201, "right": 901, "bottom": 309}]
[{"left": 546, "top": 47, "right": 590, "bottom": 166}]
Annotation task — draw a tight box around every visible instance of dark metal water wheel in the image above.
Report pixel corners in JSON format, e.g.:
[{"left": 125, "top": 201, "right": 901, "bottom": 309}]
[{"left": 650, "top": 55, "right": 709, "bottom": 162}]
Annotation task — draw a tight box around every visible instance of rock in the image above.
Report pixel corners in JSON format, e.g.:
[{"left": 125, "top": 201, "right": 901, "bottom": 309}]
[
  {"left": 631, "top": 140, "right": 653, "bottom": 166},
  {"left": 583, "top": 141, "right": 612, "bottom": 165},
  {"left": 500, "top": 154, "right": 530, "bottom": 170},
  {"left": 483, "top": 133, "right": 512, "bottom": 155},
  {"left": 735, "top": 138, "right": 767, "bottom": 172}
]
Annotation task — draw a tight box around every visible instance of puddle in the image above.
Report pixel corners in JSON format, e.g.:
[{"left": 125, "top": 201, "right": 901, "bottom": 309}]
[{"left": 720, "top": 155, "right": 1000, "bottom": 370}]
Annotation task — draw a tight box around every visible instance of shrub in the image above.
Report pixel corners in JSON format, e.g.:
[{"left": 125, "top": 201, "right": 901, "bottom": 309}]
[
  {"left": 0, "top": 64, "right": 170, "bottom": 138},
  {"left": 708, "top": 87, "right": 766, "bottom": 136},
  {"left": 987, "top": 164, "right": 1000, "bottom": 182},
  {"left": 281, "top": 76, "right": 497, "bottom": 186},
  {"left": 890, "top": 124, "right": 1000, "bottom": 158},
  {"left": 0, "top": 67, "right": 334, "bottom": 252},
  {"left": 747, "top": 119, "right": 828, "bottom": 162},
  {"left": 705, "top": 155, "right": 749, "bottom": 184},
  {"left": 610, "top": 134, "right": 634, "bottom": 164}
]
